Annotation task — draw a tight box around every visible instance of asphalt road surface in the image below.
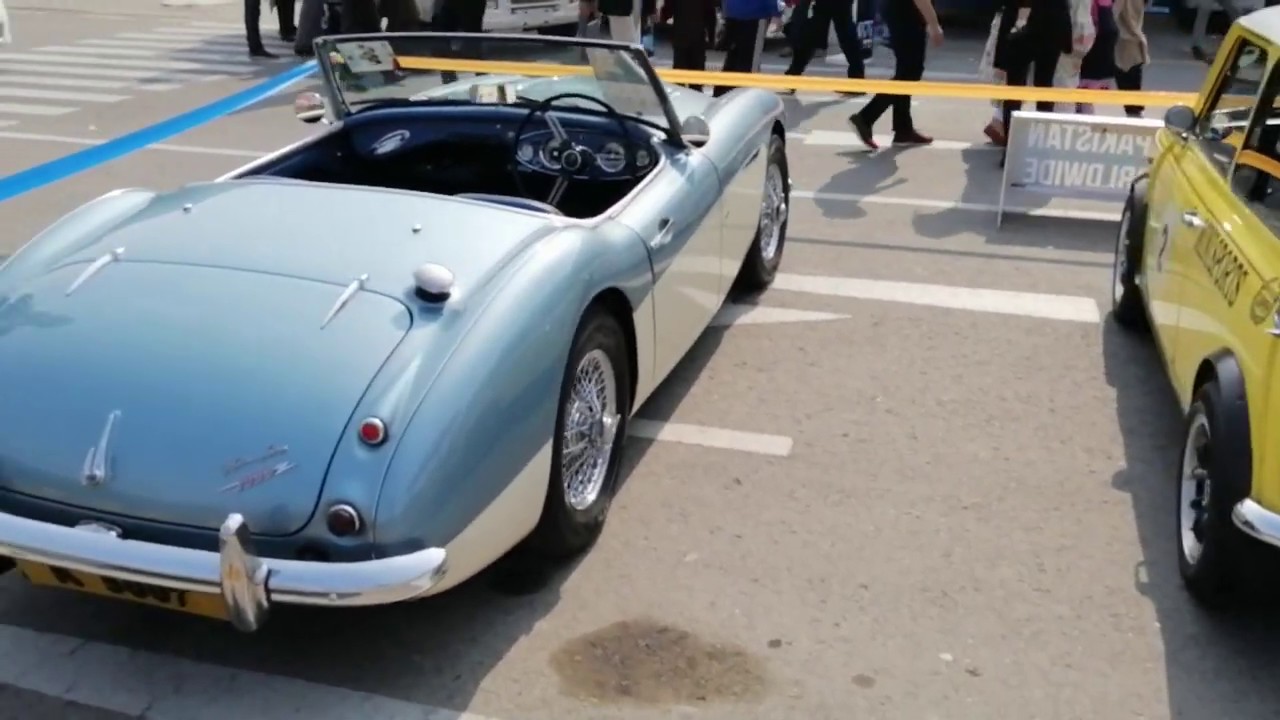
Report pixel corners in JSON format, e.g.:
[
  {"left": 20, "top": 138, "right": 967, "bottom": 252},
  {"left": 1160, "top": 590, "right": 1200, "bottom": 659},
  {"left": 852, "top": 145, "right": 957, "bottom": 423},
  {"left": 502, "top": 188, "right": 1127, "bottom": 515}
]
[{"left": 2, "top": 2, "right": 1275, "bottom": 720}]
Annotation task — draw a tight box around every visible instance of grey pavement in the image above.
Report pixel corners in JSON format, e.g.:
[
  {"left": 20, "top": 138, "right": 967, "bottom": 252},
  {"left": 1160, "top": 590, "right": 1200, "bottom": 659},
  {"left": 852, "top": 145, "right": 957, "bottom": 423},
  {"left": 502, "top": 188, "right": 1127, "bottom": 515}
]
[{"left": 2, "top": 4, "right": 1277, "bottom": 720}]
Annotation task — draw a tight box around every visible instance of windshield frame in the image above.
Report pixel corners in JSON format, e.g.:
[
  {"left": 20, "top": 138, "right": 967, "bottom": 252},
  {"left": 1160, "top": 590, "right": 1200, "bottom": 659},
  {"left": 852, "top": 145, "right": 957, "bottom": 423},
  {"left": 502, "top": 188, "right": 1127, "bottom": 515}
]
[{"left": 313, "top": 32, "right": 686, "bottom": 142}]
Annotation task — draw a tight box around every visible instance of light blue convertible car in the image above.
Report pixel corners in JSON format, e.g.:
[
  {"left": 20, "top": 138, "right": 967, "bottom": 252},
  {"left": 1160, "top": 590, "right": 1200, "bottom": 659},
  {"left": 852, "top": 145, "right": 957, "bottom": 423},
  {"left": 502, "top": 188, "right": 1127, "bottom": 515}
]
[{"left": 0, "top": 32, "right": 789, "bottom": 631}]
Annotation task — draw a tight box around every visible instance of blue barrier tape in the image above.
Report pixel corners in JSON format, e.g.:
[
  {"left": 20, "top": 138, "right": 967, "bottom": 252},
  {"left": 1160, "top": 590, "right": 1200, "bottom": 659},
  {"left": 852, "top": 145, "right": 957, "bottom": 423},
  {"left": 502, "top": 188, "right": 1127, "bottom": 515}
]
[{"left": 0, "top": 60, "right": 319, "bottom": 204}]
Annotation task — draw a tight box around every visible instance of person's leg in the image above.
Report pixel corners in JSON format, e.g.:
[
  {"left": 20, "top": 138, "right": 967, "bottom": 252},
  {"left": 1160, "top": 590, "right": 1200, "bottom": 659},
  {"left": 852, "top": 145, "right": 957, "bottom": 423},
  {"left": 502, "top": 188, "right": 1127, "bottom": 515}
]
[
  {"left": 784, "top": 0, "right": 822, "bottom": 76},
  {"left": 1001, "top": 56, "right": 1032, "bottom": 164},
  {"left": 245, "top": 0, "right": 272, "bottom": 56},
  {"left": 715, "top": 18, "right": 761, "bottom": 95},
  {"left": 1191, "top": 1, "right": 1212, "bottom": 60},
  {"left": 1030, "top": 48, "right": 1059, "bottom": 113},
  {"left": 889, "top": 24, "right": 927, "bottom": 141},
  {"left": 295, "top": 0, "right": 323, "bottom": 55},
  {"left": 1115, "top": 63, "right": 1144, "bottom": 116},
  {"left": 829, "top": 0, "right": 865, "bottom": 80},
  {"left": 276, "top": 0, "right": 297, "bottom": 38},
  {"left": 850, "top": 21, "right": 922, "bottom": 148}
]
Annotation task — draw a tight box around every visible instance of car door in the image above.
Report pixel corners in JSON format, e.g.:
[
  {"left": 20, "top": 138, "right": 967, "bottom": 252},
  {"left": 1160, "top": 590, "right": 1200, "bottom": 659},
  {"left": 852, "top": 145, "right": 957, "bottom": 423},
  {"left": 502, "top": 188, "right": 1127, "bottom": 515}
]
[
  {"left": 615, "top": 144, "right": 725, "bottom": 383},
  {"left": 1159, "top": 32, "right": 1272, "bottom": 404}
]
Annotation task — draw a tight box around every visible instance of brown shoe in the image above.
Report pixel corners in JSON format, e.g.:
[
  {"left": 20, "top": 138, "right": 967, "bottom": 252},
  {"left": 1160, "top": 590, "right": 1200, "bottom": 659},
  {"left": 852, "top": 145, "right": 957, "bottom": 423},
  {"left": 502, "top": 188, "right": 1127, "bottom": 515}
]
[
  {"left": 848, "top": 113, "right": 878, "bottom": 149},
  {"left": 892, "top": 130, "right": 933, "bottom": 146}
]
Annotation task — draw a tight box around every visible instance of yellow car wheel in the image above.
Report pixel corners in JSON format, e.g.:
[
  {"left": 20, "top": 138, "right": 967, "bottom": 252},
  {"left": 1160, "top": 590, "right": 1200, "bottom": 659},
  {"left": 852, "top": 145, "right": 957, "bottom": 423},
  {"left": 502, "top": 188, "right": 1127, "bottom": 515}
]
[
  {"left": 1112, "top": 181, "right": 1149, "bottom": 331},
  {"left": 1177, "top": 379, "right": 1252, "bottom": 608}
]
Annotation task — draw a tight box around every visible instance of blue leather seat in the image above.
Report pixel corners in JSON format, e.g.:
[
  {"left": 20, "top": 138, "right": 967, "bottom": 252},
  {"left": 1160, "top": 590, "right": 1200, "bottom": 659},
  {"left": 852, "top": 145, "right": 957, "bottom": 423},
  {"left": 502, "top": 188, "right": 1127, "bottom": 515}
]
[{"left": 455, "top": 193, "right": 562, "bottom": 216}]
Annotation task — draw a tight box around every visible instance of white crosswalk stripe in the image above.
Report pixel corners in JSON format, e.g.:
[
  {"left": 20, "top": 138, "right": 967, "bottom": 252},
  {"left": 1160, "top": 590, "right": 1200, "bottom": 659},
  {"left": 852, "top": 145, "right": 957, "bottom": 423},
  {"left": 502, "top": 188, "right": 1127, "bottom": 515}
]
[{"left": 0, "top": 21, "right": 297, "bottom": 125}]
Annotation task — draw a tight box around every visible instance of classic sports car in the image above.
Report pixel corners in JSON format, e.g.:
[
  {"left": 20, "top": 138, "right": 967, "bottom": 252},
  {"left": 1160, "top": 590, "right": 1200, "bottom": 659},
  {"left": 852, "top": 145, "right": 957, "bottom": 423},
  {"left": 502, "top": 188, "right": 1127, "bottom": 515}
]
[
  {"left": 1111, "top": 8, "right": 1280, "bottom": 607},
  {"left": 0, "top": 33, "right": 790, "bottom": 631}
]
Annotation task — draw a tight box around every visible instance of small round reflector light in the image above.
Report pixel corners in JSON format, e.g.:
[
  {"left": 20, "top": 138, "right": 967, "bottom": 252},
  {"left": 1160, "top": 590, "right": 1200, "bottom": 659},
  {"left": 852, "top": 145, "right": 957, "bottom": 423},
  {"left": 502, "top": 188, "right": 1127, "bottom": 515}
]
[
  {"left": 326, "top": 504, "right": 362, "bottom": 537},
  {"left": 358, "top": 417, "right": 387, "bottom": 446}
]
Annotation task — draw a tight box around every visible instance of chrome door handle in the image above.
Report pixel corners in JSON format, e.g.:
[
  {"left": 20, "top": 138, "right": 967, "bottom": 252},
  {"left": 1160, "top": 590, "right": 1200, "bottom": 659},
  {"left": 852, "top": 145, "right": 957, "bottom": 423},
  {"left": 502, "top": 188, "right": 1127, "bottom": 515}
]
[
  {"left": 1268, "top": 313, "right": 1280, "bottom": 337},
  {"left": 651, "top": 217, "right": 674, "bottom": 249},
  {"left": 1182, "top": 211, "right": 1207, "bottom": 229}
]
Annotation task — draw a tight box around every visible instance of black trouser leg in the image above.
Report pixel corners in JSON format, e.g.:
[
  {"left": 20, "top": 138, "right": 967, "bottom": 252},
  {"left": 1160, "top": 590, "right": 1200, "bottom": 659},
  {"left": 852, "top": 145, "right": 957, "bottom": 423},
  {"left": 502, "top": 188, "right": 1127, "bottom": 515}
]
[
  {"left": 858, "top": 23, "right": 923, "bottom": 133},
  {"left": 277, "top": 0, "right": 297, "bottom": 35},
  {"left": 1115, "top": 63, "right": 1144, "bottom": 116},
  {"left": 341, "top": 0, "right": 381, "bottom": 33},
  {"left": 1001, "top": 47, "right": 1059, "bottom": 140},
  {"left": 714, "top": 18, "right": 766, "bottom": 96},
  {"left": 827, "top": 0, "right": 864, "bottom": 77},
  {"left": 245, "top": 0, "right": 265, "bottom": 51},
  {"left": 784, "top": 0, "right": 818, "bottom": 74}
]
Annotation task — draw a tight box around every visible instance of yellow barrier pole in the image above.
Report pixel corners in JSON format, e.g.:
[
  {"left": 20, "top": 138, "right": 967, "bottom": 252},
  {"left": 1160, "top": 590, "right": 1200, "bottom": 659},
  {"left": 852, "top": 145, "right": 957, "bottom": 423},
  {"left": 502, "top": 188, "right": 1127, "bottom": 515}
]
[{"left": 393, "top": 56, "right": 1201, "bottom": 108}]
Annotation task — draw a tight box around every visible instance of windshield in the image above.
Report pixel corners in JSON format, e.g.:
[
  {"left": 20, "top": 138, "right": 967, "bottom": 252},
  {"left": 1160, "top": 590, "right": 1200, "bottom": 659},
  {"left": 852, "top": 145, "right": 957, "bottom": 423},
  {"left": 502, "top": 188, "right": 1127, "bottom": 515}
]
[{"left": 315, "top": 34, "right": 678, "bottom": 132}]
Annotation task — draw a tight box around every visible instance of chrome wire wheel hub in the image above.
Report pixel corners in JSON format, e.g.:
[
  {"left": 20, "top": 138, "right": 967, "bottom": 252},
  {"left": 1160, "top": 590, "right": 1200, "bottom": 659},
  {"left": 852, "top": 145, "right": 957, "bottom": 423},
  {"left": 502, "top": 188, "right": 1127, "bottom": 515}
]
[
  {"left": 1113, "top": 209, "right": 1130, "bottom": 306},
  {"left": 562, "top": 349, "right": 620, "bottom": 511},
  {"left": 1180, "top": 413, "right": 1213, "bottom": 565},
  {"left": 758, "top": 163, "right": 787, "bottom": 262}
]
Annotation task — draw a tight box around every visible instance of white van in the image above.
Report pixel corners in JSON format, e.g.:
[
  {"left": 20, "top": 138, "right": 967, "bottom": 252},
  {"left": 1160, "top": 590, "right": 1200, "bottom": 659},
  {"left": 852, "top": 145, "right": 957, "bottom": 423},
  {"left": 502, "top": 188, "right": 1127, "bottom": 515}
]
[{"left": 415, "top": 0, "right": 581, "bottom": 34}]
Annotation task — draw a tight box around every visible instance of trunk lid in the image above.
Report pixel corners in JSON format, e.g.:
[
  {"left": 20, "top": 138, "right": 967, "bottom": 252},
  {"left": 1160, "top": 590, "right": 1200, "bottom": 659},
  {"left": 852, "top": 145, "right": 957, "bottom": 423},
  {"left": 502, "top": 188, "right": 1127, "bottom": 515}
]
[{"left": 0, "top": 260, "right": 410, "bottom": 535}]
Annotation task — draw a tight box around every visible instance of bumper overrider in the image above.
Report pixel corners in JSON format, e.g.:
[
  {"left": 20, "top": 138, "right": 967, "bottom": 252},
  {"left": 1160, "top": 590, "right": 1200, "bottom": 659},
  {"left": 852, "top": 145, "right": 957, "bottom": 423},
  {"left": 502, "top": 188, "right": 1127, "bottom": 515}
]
[
  {"left": 0, "top": 511, "right": 448, "bottom": 632},
  {"left": 1233, "top": 499, "right": 1280, "bottom": 549}
]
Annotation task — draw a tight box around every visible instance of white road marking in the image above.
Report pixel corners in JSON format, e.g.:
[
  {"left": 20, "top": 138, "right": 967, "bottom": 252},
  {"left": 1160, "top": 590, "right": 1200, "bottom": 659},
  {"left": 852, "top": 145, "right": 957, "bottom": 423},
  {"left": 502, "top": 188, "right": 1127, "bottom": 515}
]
[
  {"left": 85, "top": 37, "right": 251, "bottom": 51},
  {"left": 629, "top": 420, "right": 794, "bottom": 457},
  {"left": 0, "top": 131, "right": 265, "bottom": 157},
  {"left": 795, "top": 129, "right": 981, "bottom": 151},
  {"left": 157, "top": 26, "right": 261, "bottom": 37},
  {"left": 38, "top": 45, "right": 253, "bottom": 65},
  {"left": 111, "top": 33, "right": 291, "bottom": 51},
  {"left": 791, "top": 189, "right": 1122, "bottom": 222},
  {"left": 0, "top": 62, "right": 211, "bottom": 84},
  {"left": 0, "top": 87, "right": 126, "bottom": 103},
  {"left": 0, "top": 103, "right": 74, "bottom": 116},
  {"left": 0, "top": 52, "right": 256, "bottom": 73},
  {"left": 0, "top": 74, "right": 130, "bottom": 89},
  {"left": 187, "top": 21, "right": 252, "bottom": 28},
  {"left": 0, "top": 624, "right": 504, "bottom": 720},
  {"left": 710, "top": 303, "right": 849, "bottom": 327},
  {"left": 772, "top": 273, "right": 1102, "bottom": 323},
  {"left": 0, "top": 121, "right": 15, "bottom": 129}
]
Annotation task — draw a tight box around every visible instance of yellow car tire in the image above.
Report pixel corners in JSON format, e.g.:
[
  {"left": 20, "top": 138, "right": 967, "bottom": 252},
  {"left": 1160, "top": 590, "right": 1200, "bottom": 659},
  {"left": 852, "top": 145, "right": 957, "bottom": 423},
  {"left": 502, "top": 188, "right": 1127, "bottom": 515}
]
[
  {"left": 1176, "top": 378, "right": 1254, "bottom": 609},
  {"left": 1112, "top": 180, "right": 1149, "bottom": 332}
]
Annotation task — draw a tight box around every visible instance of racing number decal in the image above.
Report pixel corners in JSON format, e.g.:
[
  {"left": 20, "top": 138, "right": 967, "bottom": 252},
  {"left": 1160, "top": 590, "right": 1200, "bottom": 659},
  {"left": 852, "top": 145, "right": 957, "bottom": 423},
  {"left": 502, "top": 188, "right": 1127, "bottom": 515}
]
[{"left": 1193, "top": 226, "right": 1249, "bottom": 307}]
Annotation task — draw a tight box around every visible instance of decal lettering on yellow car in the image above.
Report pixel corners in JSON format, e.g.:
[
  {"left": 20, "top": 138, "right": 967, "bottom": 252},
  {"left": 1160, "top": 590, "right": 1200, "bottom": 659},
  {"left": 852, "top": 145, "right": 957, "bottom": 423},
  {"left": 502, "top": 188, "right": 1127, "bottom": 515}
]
[
  {"left": 1194, "top": 229, "right": 1249, "bottom": 307},
  {"left": 1250, "top": 277, "right": 1280, "bottom": 325}
]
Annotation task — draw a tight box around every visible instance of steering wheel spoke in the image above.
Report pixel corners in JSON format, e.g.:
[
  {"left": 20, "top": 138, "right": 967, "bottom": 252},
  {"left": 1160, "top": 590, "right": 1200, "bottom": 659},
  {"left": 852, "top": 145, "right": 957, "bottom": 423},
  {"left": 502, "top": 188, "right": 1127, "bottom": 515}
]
[{"left": 548, "top": 176, "right": 569, "bottom": 205}]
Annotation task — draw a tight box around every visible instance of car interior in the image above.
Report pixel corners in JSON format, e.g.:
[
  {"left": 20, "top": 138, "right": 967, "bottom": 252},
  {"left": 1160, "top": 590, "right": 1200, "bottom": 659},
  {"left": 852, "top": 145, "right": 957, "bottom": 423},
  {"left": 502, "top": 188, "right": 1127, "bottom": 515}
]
[{"left": 231, "top": 104, "right": 668, "bottom": 220}]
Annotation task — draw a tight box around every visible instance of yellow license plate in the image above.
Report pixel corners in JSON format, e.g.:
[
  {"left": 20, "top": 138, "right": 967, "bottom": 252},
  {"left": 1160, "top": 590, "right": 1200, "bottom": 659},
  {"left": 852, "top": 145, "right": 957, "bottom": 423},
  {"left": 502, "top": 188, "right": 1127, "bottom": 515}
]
[{"left": 16, "top": 560, "right": 230, "bottom": 621}]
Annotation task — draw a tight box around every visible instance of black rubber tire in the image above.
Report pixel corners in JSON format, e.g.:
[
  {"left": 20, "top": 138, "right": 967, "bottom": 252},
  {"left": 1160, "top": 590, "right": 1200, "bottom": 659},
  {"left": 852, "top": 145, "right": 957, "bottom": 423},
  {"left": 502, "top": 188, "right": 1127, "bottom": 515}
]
[
  {"left": 1177, "top": 380, "right": 1254, "bottom": 609},
  {"left": 536, "top": 23, "right": 578, "bottom": 36},
  {"left": 526, "top": 306, "right": 632, "bottom": 561},
  {"left": 734, "top": 134, "right": 789, "bottom": 295},
  {"left": 1112, "top": 182, "right": 1150, "bottom": 332}
]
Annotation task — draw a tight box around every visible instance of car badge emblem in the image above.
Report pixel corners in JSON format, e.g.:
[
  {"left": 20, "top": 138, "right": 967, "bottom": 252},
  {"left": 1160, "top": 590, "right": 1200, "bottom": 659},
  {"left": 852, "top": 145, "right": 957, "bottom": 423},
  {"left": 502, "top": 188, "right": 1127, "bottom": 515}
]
[
  {"left": 221, "top": 445, "right": 295, "bottom": 493},
  {"left": 81, "top": 410, "right": 120, "bottom": 487},
  {"left": 372, "top": 129, "right": 410, "bottom": 155}
]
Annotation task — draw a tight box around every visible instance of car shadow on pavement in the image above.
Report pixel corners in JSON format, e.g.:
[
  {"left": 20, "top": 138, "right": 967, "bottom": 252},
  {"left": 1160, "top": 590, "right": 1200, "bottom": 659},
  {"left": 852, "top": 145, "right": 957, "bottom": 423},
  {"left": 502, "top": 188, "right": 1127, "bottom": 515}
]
[{"left": 1103, "top": 317, "right": 1280, "bottom": 719}]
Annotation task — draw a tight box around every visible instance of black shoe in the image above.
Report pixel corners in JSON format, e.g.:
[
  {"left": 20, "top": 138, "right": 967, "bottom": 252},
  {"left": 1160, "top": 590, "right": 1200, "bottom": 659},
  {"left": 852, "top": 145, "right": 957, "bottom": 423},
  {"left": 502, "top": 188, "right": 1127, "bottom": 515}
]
[
  {"left": 847, "top": 113, "right": 878, "bottom": 149},
  {"left": 295, "top": 47, "right": 314, "bottom": 58},
  {"left": 280, "top": 29, "right": 297, "bottom": 42},
  {"left": 249, "top": 47, "right": 278, "bottom": 58},
  {"left": 1191, "top": 44, "right": 1209, "bottom": 63}
]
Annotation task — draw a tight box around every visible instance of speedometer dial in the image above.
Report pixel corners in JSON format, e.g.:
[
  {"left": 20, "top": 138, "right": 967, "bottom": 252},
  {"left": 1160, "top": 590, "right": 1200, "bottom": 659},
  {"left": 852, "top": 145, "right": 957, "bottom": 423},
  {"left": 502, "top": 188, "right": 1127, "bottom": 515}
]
[{"left": 596, "top": 142, "right": 626, "bottom": 173}]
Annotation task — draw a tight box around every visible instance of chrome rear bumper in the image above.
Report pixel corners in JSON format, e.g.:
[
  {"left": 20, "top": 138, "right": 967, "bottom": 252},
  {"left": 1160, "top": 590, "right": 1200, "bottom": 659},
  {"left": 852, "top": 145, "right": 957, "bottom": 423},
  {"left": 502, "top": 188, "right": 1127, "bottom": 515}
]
[
  {"left": 1232, "top": 499, "right": 1280, "bottom": 549},
  {"left": 0, "top": 511, "right": 447, "bottom": 632}
]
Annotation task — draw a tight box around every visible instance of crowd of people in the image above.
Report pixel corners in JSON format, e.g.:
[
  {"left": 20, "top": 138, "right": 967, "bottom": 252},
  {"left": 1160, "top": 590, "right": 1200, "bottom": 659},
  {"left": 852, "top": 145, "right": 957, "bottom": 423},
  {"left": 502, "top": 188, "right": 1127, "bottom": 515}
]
[{"left": 235, "top": 0, "right": 1178, "bottom": 162}]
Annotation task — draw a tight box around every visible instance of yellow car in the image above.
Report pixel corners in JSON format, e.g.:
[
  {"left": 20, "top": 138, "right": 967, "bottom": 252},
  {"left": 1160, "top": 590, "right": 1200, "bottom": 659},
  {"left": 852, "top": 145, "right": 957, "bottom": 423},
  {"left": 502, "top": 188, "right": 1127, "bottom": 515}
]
[{"left": 1112, "top": 8, "right": 1280, "bottom": 606}]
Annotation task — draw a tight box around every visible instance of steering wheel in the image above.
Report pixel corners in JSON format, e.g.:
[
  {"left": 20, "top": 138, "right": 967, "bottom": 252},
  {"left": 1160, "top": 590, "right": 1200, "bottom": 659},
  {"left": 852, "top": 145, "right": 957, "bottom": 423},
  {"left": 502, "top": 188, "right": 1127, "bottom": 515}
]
[{"left": 511, "top": 92, "right": 636, "bottom": 208}]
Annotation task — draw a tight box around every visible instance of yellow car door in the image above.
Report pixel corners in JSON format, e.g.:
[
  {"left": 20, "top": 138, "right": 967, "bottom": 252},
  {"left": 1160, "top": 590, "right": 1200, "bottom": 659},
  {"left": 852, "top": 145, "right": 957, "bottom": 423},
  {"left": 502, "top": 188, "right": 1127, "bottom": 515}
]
[{"left": 1161, "top": 33, "right": 1273, "bottom": 405}]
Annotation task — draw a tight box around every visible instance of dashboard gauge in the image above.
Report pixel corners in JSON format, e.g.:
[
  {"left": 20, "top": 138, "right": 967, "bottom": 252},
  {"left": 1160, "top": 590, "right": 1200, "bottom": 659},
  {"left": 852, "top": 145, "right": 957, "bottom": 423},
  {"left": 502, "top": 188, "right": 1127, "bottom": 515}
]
[
  {"left": 540, "top": 138, "right": 565, "bottom": 170},
  {"left": 635, "top": 148, "right": 653, "bottom": 169},
  {"left": 516, "top": 142, "right": 536, "bottom": 163},
  {"left": 596, "top": 142, "right": 626, "bottom": 173}
]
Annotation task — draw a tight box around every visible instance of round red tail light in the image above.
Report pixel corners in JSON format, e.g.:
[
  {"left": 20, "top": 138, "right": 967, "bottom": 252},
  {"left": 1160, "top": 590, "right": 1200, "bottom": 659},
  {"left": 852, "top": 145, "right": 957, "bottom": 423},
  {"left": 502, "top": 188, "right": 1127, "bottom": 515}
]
[{"left": 358, "top": 417, "right": 387, "bottom": 446}]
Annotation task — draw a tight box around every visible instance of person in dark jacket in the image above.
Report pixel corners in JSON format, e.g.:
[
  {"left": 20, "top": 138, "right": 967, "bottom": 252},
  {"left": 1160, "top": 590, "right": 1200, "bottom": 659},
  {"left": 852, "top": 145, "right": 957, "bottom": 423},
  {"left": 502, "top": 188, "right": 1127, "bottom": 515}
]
[
  {"left": 847, "top": 0, "right": 942, "bottom": 148},
  {"left": 995, "top": 0, "right": 1072, "bottom": 160},
  {"left": 784, "top": 0, "right": 865, "bottom": 93},
  {"left": 713, "top": 0, "right": 782, "bottom": 96},
  {"left": 245, "top": 0, "right": 296, "bottom": 58}
]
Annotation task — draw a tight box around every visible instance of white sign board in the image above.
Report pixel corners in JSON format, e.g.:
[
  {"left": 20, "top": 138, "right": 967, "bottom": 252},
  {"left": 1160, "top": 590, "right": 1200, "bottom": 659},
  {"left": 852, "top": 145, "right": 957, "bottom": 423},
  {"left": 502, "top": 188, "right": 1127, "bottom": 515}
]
[{"left": 998, "top": 111, "right": 1163, "bottom": 227}]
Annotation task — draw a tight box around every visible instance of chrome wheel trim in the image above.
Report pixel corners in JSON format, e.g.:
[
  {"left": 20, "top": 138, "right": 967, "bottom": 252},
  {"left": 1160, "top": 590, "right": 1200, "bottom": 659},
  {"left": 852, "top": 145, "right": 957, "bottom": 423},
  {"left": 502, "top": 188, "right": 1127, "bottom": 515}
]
[
  {"left": 758, "top": 162, "right": 787, "bottom": 263},
  {"left": 561, "top": 348, "right": 620, "bottom": 511},
  {"left": 1180, "top": 412, "right": 1212, "bottom": 566},
  {"left": 1113, "top": 207, "right": 1131, "bottom": 308}
]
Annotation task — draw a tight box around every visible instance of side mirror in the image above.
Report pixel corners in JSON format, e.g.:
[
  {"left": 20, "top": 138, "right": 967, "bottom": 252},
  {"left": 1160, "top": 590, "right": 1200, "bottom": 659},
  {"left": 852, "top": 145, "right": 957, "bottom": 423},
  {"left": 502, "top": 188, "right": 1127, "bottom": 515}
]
[
  {"left": 1163, "top": 104, "right": 1196, "bottom": 139},
  {"left": 680, "top": 115, "right": 711, "bottom": 148},
  {"left": 295, "top": 92, "right": 328, "bottom": 124}
]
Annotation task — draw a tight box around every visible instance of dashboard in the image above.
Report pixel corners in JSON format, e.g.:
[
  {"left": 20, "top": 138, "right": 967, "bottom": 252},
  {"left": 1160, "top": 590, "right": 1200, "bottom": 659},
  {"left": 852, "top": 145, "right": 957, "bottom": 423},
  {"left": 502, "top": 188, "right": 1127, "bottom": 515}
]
[{"left": 343, "top": 105, "right": 664, "bottom": 183}]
